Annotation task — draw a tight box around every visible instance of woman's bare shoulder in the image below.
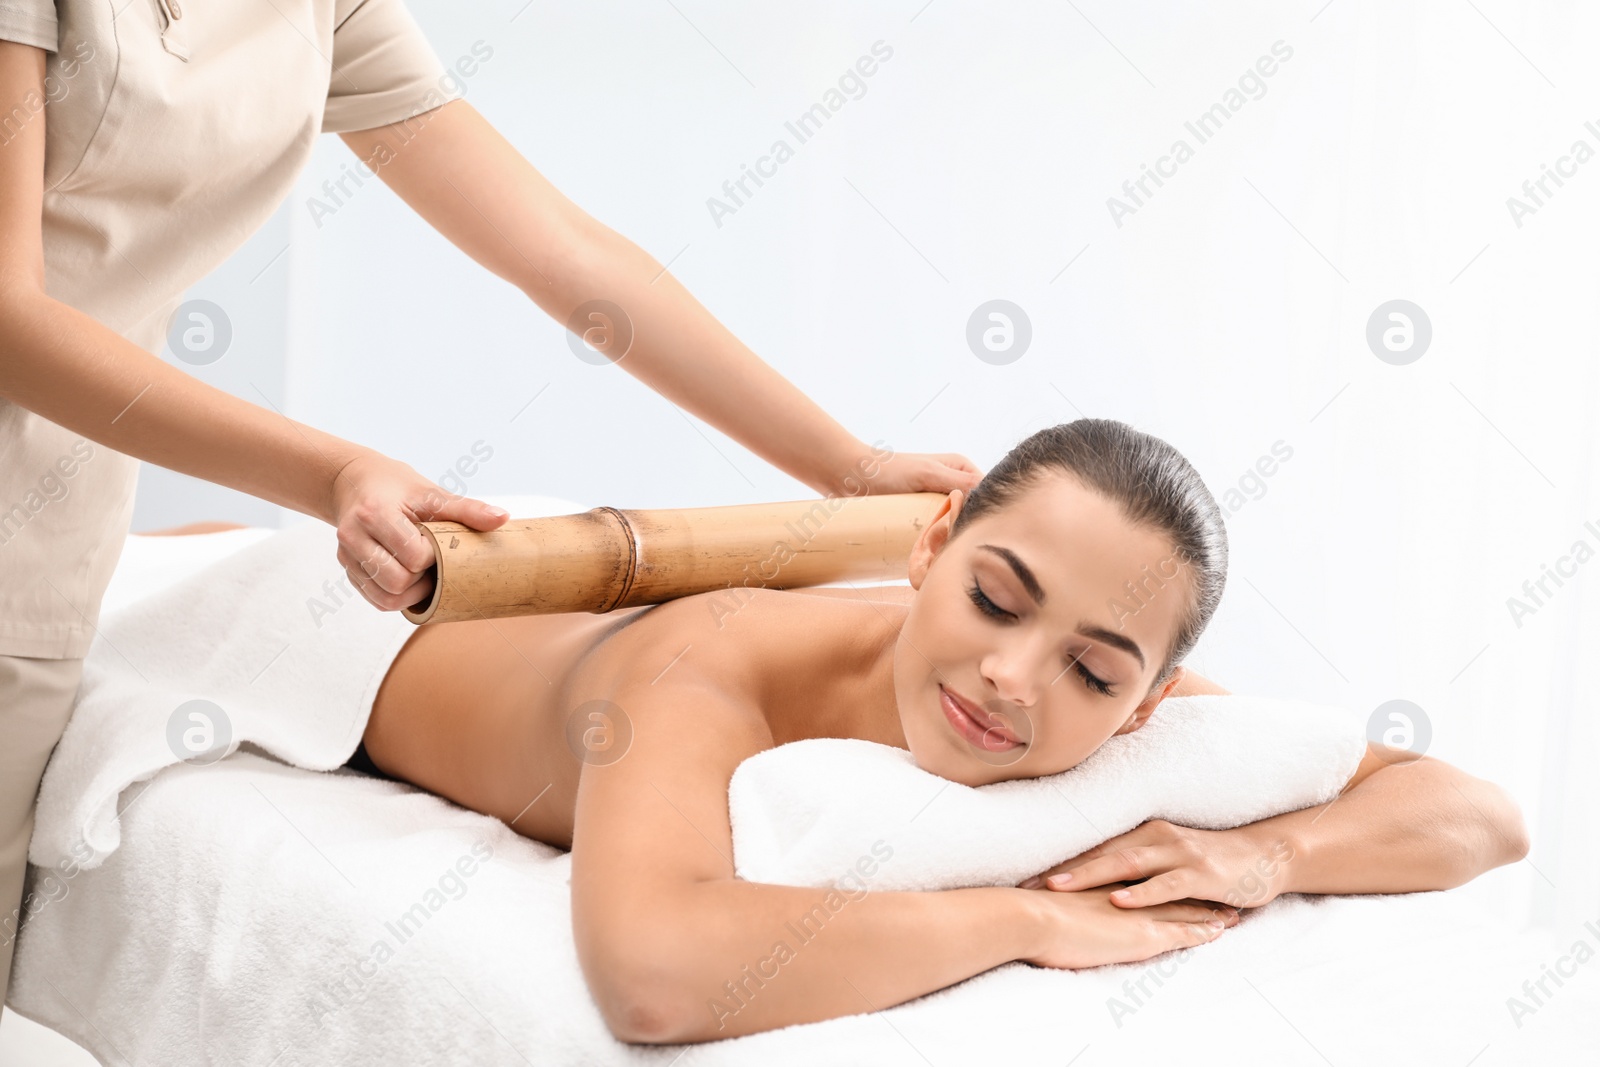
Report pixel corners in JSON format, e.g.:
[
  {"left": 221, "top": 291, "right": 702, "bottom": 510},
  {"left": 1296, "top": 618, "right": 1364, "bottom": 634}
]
[
  {"left": 567, "top": 585, "right": 891, "bottom": 705},
  {"left": 778, "top": 582, "right": 914, "bottom": 606},
  {"left": 1167, "top": 667, "right": 1231, "bottom": 696}
]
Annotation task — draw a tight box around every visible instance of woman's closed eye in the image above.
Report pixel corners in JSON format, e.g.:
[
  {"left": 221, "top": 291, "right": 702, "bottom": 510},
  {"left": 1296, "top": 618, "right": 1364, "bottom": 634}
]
[
  {"left": 965, "top": 579, "right": 1115, "bottom": 697},
  {"left": 1065, "top": 652, "right": 1114, "bottom": 696},
  {"left": 965, "top": 578, "right": 1011, "bottom": 621}
]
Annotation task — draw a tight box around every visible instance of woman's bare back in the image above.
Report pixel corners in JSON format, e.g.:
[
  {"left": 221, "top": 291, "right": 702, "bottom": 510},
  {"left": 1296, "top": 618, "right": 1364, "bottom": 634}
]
[{"left": 363, "top": 584, "right": 912, "bottom": 848}]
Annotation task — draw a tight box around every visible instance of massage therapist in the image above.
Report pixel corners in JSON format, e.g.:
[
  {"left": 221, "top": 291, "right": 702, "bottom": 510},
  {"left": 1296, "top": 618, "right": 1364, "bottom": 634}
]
[{"left": 0, "top": 0, "right": 981, "bottom": 1014}]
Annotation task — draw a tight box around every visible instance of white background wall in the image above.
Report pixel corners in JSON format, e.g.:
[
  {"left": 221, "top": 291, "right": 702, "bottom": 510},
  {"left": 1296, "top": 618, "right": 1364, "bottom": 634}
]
[{"left": 129, "top": 0, "right": 1598, "bottom": 943}]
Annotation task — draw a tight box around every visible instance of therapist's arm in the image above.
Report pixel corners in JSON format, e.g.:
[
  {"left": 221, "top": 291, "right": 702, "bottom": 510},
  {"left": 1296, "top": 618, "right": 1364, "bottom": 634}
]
[
  {"left": 0, "top": 43, "right": 356, "bottom": 520},
  {"left": 338, "top": 99, "right": 980, "bottom": 499},
  {"left": 0, "top": 43, "right": 505, "bottom": 612}
]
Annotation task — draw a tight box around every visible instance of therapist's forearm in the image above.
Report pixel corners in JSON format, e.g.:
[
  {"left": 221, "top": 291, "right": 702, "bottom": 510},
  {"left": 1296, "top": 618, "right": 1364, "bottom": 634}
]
[
  {"left": 0, "top": 290, "right": 364, "bottom": 523},
  {"left": 341, "top": 102, "right": 871, "bottom": 497},
  {"left": 1265, "top": 757, "right": 1529, "bottom": 895},
  {"left": 550, "top": 219, "right": 868, "bottom": 496}
]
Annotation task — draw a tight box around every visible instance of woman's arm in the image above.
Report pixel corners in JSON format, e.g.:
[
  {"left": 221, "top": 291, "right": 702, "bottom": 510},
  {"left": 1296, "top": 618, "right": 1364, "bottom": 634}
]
[
  {"left": 337, "top": 101, "right": 980, "bottom": 498},
  {"left": 1166, "top": 665, "right": 1230, "bottom": 697},
  {"left": 569, "top": 677, "right": 1011, "bottom": 1042},
  {"left": 568, "top": 668, "right": 1230, "bottom": 1043},
  {"left": 1232, "top": 744, "right": 1529, "bottom": 897},
  {"left": 1024, "top": 743, "right": 1529, "bottom": 908}
]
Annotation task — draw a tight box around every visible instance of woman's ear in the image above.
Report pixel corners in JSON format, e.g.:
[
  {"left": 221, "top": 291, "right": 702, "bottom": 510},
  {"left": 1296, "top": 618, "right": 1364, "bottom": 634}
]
[
  {"left": 1112, "top": 665, "right": 1187, "bottom": 736},
  {"left": 907, "top": 489, "right": 965, "bottom": 590}
]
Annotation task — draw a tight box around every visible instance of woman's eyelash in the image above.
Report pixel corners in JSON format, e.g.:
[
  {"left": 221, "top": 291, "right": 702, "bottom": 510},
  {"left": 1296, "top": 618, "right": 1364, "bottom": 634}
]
[
  {"left": 966, "top": 580, "right": 1010, "bottom": 620},
  {"left": 965, "top": 580, "right": 1116, "bottom": 697},
  {"left": 1070, "top": 655, "right": 1114, "bottom": 696}
]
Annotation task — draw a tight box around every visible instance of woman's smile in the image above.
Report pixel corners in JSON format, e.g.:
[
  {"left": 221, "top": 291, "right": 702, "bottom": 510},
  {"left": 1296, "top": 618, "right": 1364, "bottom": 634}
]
[{"left": 940, "top": 683, "right": 1025, "bottom": 752}]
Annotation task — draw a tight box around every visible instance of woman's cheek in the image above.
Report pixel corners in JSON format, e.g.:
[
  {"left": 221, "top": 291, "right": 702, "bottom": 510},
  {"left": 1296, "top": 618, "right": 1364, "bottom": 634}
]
[{"left": 1031, "top": 722, "right": 1100, "bottom": 777}]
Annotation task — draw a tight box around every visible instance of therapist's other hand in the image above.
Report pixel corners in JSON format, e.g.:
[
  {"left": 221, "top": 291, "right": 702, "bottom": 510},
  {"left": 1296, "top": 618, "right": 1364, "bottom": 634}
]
[
  {"left": 1015, "top": 819, "right": 1297, "bottom": 911},
  {"left": 329, "top": 449, "right": 510, "bottom": 612},
  {"left": 834, "top": 448, "right": 982, "bottom": 497}
]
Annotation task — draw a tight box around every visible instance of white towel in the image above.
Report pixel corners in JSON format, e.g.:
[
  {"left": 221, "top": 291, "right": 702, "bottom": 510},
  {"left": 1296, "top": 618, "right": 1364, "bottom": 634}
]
[
  {"left": 29, "top": 494, "right": 589, "bottom": 871},
  {"left": 729, "top": 696, "right": 1370, "bottom": 892}
]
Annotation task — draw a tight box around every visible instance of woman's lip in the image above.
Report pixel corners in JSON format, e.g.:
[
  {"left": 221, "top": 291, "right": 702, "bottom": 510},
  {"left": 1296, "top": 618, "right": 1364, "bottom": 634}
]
[{"left": 940, "top": 684, "right": 1024, "bottom": 750}]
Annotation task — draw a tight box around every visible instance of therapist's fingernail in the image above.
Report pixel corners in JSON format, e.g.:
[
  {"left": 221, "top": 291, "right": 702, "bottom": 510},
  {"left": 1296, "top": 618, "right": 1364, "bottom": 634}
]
[
  {"left": 1110, "top": 889, "right": 1130, "bottom": 900},
  {"left": 1046, "top": 872, "right": 1073, "bottom": 888}
]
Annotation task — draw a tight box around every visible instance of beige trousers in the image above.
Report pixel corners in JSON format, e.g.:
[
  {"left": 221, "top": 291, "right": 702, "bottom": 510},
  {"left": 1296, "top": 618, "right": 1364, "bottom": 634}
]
[{"left": 0, "top": 655, "right": 84, "bottom": 1015}]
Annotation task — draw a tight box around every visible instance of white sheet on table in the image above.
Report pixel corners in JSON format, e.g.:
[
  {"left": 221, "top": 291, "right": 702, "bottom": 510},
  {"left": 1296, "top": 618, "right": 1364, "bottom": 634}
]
[{"left": 10, "top": 750, "right": 1596, "bottom": 1066}]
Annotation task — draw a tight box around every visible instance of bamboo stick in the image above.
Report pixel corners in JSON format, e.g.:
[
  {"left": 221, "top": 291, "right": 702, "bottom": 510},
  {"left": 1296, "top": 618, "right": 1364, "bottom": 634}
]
[{"left": 401, "top": 492, "right": 948, "bottom": 625}]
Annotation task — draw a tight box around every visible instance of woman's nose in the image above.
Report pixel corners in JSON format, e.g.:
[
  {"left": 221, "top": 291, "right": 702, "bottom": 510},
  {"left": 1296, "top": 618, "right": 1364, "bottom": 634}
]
[{"left": 979, "top": 641, "right": 1048, "bottom": 710}]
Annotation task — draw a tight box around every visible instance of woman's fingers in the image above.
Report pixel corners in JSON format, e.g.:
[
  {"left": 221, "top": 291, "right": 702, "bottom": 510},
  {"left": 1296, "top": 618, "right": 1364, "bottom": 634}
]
[
  {"left": 1128, "top": 918, "right": 1226, "bottom": 961},
  {"left": 1023, "top": 885, "right": 1231, "bottom": 970},
  {"left": 1148, "top": 918, "right": 1229, "bottom": 955},
  {"left": 1178, "top": 921, "right": 1227, "bottom": 947},
  {"left": 1044, "top": 845, "right": 1161, "bottom": 891},
  {"left": 1142, "top": 901, "right": 1238, "bottom": 926},
  {"left": 1106, "top": 868, "right": 1192, "bottom": 908}
]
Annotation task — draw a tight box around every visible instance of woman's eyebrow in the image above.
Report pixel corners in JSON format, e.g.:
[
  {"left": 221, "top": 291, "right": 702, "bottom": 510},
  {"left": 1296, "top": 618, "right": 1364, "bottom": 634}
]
[
  {"left": 976, "top": 544, "right": 1147, "bottom": 669},
  {"left": 977, "top": 544, "right": 1047, "bottom": 604},
  {"left": 1077, "top": 623, "right": 1146, "bottom": 670}
]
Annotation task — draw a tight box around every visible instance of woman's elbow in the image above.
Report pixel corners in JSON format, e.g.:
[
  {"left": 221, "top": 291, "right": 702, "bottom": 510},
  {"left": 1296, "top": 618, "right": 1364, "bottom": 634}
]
[
  {"left": 1461, "top": 780, "right": 1531, "bottom": 878},
  {"left": 582, "top": 946, "right": 702, "bottom": 1044},
  {"left": 1496, "top": 788, "right": 1532, "bottom": 866},
  {"left": 597, "top": 987, "right": 689, "bottom": 1045}
]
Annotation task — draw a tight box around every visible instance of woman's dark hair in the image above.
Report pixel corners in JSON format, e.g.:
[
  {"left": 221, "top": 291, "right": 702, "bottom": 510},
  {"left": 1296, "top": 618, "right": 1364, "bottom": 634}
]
[{"left": 947, "top": 418, "right": 1228, "bottom": 690}]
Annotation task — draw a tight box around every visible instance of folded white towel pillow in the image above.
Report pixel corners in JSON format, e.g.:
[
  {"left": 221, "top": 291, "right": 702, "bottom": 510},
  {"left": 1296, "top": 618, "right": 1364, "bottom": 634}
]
[{"left": 728, "top": 693, "right": 1368, "bottom": 892}]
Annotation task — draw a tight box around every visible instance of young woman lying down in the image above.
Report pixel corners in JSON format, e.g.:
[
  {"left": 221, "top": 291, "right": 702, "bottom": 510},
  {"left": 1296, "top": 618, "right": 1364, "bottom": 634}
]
[{"left": 148, "top": 418, "right": 1530, "bottom": 1044}]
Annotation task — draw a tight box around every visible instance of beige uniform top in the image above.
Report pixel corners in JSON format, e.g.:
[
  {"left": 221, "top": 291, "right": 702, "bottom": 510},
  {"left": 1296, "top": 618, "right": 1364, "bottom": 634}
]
[{"left": 0, "top": 0, "right": 462, "bottom": 657}]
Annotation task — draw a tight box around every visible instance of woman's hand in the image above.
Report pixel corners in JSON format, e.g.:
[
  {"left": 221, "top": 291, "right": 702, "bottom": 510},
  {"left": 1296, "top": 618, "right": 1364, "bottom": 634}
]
[
  {"left": 1018, "top": 820, "right": 1297, "bottom": 911},
  {"left": 1021, "top": 882, "right": 1238, "bottom": 969},
  {"left": 327, "top": 449, "right": 511, "bottom": 612}
]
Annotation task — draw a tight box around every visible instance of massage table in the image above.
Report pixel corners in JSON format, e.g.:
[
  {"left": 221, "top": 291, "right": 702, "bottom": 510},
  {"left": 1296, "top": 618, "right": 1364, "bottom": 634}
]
[{"left": 8, "top": 495, "right": 1597, "bottom": 1065}]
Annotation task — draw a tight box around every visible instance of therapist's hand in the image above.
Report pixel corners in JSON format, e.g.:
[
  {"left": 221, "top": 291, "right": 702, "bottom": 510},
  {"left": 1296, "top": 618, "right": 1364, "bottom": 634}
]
[
  {"left": 328, "top": 449, "right": 511, "bottom": 613},
  {"left": 830, "top": 448, "right": 983, "bottom": 497}
]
